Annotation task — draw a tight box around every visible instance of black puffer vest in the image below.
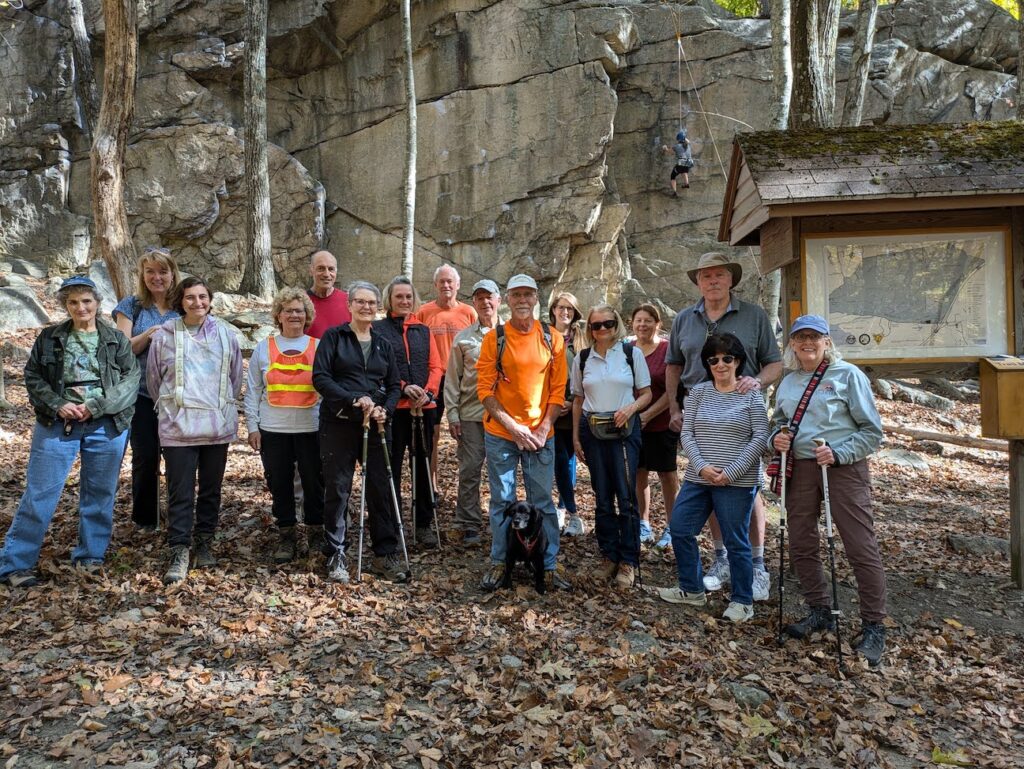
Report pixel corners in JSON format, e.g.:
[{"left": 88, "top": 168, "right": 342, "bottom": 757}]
[{"left": 373, "top": 314, "right": 431, "bottom": 390}]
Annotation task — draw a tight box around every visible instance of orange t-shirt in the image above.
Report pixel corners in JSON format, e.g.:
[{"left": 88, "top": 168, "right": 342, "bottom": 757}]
[
  {"left": 415, "top": 301, "right": 478, "bottom": 366},
  {"left": 476, "top": 321, "right": 567, "bottom": 442}
]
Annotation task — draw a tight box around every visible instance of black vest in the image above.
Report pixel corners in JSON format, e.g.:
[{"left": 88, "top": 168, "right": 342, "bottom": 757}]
[{"left": 373, "top": 315, "right": 432, "bottom": 390}]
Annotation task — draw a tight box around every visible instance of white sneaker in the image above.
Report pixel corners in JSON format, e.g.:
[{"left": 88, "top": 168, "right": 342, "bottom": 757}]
[
  {"left": 752, "top": 566, "right": 771, "bottom": 602},
  {"left": 563, "top": 515, "right": 587, "bottom": 537},
  {"left": 702, "top": 559, "right": 730, "bottom": 592},
  {"left": 655, "top": 528, "right": 672, "bottom": 549},
  {"left": 327, "top": 555, "right": 350, "bottom": 584},
  {"left": 723, "top": 601, "right": 754, "bottom": 623},
  {"left": 556, "top": 507, "right": 567, "bottom": 530},
  {"left": 657, "top": 586, "right": 707, "bottom": 606}
]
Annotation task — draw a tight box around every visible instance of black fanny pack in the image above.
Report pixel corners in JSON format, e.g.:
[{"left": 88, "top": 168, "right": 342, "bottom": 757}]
[{"left": 586, "top": 411, "right": 634, "bottom": 441}]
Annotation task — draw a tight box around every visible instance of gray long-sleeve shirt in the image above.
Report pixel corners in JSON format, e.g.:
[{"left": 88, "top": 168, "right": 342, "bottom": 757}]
[{"left": 682, "top": 381, "right": 769, "bottom": 487}]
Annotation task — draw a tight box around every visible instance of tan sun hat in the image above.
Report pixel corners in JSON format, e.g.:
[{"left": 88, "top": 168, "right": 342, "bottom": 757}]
[{"left": 686, "top": 252, "right": 743, "bottom": 286}]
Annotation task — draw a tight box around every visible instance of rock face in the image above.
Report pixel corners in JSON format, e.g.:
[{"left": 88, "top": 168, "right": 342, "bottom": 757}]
[{"left": 1, "top": 0, "right": 1018, "bottom": 312}]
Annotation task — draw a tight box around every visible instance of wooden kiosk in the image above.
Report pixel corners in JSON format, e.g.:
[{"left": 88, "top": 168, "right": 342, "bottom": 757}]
[{"left": 718, "top": 121, "right": 1024, "bottom": 587}]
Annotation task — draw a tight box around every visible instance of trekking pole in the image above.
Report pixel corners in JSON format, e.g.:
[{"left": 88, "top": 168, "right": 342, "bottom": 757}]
[
  {"left": 415, "top": 406, "right": 443, "bottom": 549},
  {"left": 408, "top": 411, "right": 418, "bottom": 546},
  {"left": 620, "top": 431, "right": 643, "bottom": 589},
  {"left": 355, "top": 411, "right": 371, "bottom": 582},
  {"left": 379, "top": 418, "right": 413, "bottom": 577},
  {"left": 813, "top": 438, "right": 845, "bottom": 674},
  {"left": 776, "top": 426, "right": 789, "bottom": 646}
]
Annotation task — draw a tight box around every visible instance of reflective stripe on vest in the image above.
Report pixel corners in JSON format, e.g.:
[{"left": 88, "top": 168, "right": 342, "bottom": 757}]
[{"left": 266, "top": 336, "right": 317, "bottom": 408}]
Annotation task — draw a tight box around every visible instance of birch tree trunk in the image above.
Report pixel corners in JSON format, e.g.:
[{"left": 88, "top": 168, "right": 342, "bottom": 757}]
[
  {"left": 1018, "top": 0, "right": 1024, "bottom": 120},
  {"left": 90, "top": 0, "right": 138, "bottom": 300},
  {"left": 400, "top": 0, "right": 417, "bottom": 279},
  {"left": 789, "top": 0, "right": 839, "bottom": 128},
  {"left": 67, "top": 0, "right": 98, "bottom": 136},
  {"left": 842, "top": 0, "right": 878, "bottom": 126},
  {"left": 240, "top": 0, "right": 275, "bottom": 300}
]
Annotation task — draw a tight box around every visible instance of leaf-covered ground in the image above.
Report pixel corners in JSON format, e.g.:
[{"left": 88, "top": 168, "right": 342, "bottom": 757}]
[{"left": 0, "top": 353, "right": 1021, "bottom": 768}]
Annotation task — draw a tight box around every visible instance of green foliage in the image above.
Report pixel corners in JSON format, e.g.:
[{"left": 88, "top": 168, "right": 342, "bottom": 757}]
[
  {"left": 989, "top": 0, "right": 1020, "bottom": 19},
  {"left": 711, "top": 0, "right": 887, "bottom": 18}
]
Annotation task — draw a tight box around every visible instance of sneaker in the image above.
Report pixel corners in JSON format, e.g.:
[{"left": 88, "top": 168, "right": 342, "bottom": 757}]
[
  {"left": 163, "top": 545, "right": 191, "bottom": 584},
  {"left": 480, "top": 563, "right": 506, "bottom": 591},
  {"left": 556, "top": 507, "right": 567, "bottom": 530},
  {"left": 306, "top": 525, "right": 327, "bottom": 555},
  {"left": 563, "top": 515, "right": 586, "bottom": 537},
  {"left": 462, "top": 530, "right": 482, "bottom": 546},
  {"left": 703, "top": 558, "right": 730, "bottom": 592},
  {"left": 723, "top": 601, "right": 754, "bottom": 623},
  {"left": 752, "top": 566, "right": 771, "bottom": 602},
  {"left": 657, "top": 586, "right": 707, "bottom": 606},
  {"left": 614, "top": 563, "right": 636, "bottom": 589},
  {"left": 784, "top": 606, "right": 836, "bottom": 640},
  {"left": 326, "top": 554, "right": 350, "bottom": 584},
  {"left": 374, "top": 553, "right": 410, "bottom": 583},
  {"left": 194, "top": 534, "right": 217, "bottom": 568},
  {"left": 593, "top": 558, "right": 618, "bottom": 583},
  {"left": 416, "top": 526, "right": 439, "bottom": 549},
  {"left": 655, "top": 528, "right": 672, "bottom": 549},
  {"left": 854, "top": 622, "right": 886, "bottom": 667},
  {"left": 545, "top": 564, "right": 572, "bottom": 591},
  {"left": 1, "top": 570, "right": 40, "bottom": 588},
  {"left": 273, "top": 527, "right": 297, "bottom": 564},
  {"left": 639, "top": 520, "right": 654, "bottom": 544}
]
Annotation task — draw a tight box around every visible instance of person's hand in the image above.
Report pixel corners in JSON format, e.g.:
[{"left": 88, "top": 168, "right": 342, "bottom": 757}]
[
  {"left": 639, "top": 410, "right": 650, "bottom": 429},
  {"left": 773, "top": 431, "right": 792, "bottom": 453},
  {"left": 668, "top": 406, "right": 683, "bottom": 433},
  {"left": 248, "top": 431, "right": 261, "bottom": 452},
  {"left": 355, "top": 396, "right": 375, "bottom": 417},
  {"left": 372, "top": 406, "right": 387, "bottom": 425},
  {"left": 78, "top": 405, "right": 93, "bottom": 422},
  {"left": 530, "top": 420, "right": 552, "bottom": 448},
  {"left": 814, "top": 442, "right": 835, "bottom": 466},
  {"left": 699, "top": 465, "right": 727, "bottom": 485},
  {"left": 735, "top": 375, "right": 762, "bottom": 395},
  {"left": 404, "top": 384, "right": 430, "bottom": 408},
  {"left": 574, "top": 438, "right": 586, "bottom": 464},
  {"left": 613, "top": 404, "right": 635, "bottom": 429},
  {"left": 506, "top": 420, "right": 538, "bottom": 451},
  {"left": 449, "top": 421, "right": 462, "bottom": 440},
  {"left": 558, "top": 400, "right": 571, "bottom": 417},
  {"left": 57, "top": 403, "right": 84, "bottom": 421}
]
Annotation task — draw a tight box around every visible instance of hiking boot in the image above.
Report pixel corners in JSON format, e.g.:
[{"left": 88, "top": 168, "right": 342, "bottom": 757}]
[
  {"left": 416, "top": 526, "right": 439, "bottom": 549},
  {"left": 614, "top": 563, "right": 636, "bottom": 589},
  {"left": 639, "top": 520, "right": 654, "bottom": 544},
  {"left": 655, "top": 528, "right": 672, "bottom": 550},
  {"left": 563, "top": 515, "right": 586, "bottom": 537},
  {"left": 784, "top": 606, "right": 836, "bottom": 640},
  {"left": 163, "top": 545, "right": 191, "bottom": 584},
  {"left": 855, "top": 622, "right": 886, "bottom": 667},
  {"left": 723, "top": 601, "right": 754, "bottom": 623},
  {"left": 481, "top": 563, "right": 506, "bottom": 591},
  {"left": 273, "top": 527, "right": 297, "bottom": 564},
  {"left": 657, "top": 587, "right": 707, "bottom": 606},
  {"left": 1, "top": 570, "right": 40, "bottom": 588},
  {"left": 194, "top": 533, "right": 217, "bottom": 569},
  {"left": 326, "top": 554, "right": 350, "bottom": 584},
  {"left": 306, "top": 525, "right": 326, "bottom": 555},
  {"left": 752, "top": 566, "right": 771, "bottom": 602},
  {"left": 545, "top": 564, "right": 572, "bottom": 591},
  {"left": 702, "top": 558, "right": 730, "bottom": 592},
  {"left": 374, "top": 553, "right": 409, "bottom": 583},
  {"left": 593, "top": 558, "right": 618, "bottom": 583},
  {"left": 462, "top": 529, "right": 482, "bottom": 546}
]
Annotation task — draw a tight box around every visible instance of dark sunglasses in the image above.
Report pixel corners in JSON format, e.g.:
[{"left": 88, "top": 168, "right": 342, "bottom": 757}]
[
  {"left": 590, "top": 319, "right": 618, "bottom": 331},
  {"left": 706, "top": 355, "right": 737, "bottom": 366}
]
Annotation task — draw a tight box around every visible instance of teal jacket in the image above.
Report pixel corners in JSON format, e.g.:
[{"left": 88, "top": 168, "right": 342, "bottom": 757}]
[{"left": 25, "top": 320, "right": 140, "bottom": 432}]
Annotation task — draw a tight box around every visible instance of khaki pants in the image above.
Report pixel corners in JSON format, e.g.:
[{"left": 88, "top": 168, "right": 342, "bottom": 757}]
[
  {"left": 787, "top": 458, "right": 887, "bottom": 623},
  {"left": 454, "top": 421, "right": 485, "bottom": 532}
]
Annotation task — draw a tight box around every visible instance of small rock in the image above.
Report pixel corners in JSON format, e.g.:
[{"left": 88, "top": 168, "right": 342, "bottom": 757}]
[
  {"left": 116, "top": 608, "right": 144, "bottom": 624},
  {"left": 333, "top": 707, "right": 359, "bottom": 722},
  {"left": 556, "top": 682, "right": 576, "bottom": 697},
  {"left": 947, "top": 533, "right": 1009, "bottom": 557},
  {"left": 936, "top": 414, "right": 964, "bottom": 431},
  {"left": 912, "top": 440, "right": 944, "bottom": 456},
  {"left": 33, "top": 647, "right": 62, "bottom": 665},
  {"left": 0, "top": 286, "right": 50, "bottom": 332},
  {"left": 623, "top": 631, "right": 658, "bottom": 654},
  {"left": 212, "top": 292, "right": 244, "bottom": 314},
  {"left": 0, "top": 272, "right": 28, "bottom": 287},
  {"left": 8, "top": 258, "right": 47, "bottom": 278},
  {"left": 876, "top": 448, "right": 930, "bottom": 471},
  {"left": 227, "top": 310, "right": 273, "bottom": 329},
  {"left": 725, "top": 681, "right": 771, "bottom": 709},
  {"left": 500, "top": 654, "right": 523, "bottom": 669}
]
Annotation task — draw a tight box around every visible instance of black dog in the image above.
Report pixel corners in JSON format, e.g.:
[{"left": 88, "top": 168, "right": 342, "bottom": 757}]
[{"left": 500, "top": 501, "right": 548, "bottom": 594}]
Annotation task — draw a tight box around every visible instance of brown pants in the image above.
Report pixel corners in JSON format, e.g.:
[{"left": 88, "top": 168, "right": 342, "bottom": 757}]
[{"left": 786, "top": 458, "right": 887, "bottom": 623}]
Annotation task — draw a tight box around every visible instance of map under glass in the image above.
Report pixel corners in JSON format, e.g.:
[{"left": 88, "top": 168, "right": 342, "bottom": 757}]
[{"left": 805, "top": 230, "right": 1009, "bottom": 361}]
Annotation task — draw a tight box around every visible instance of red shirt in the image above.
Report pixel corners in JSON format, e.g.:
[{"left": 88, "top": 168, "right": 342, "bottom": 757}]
[
  {"left": 307, "top": 289, "right": 351, "bottom": 339},
  {"left": 643, "top": 339, "right": 672, "bottom": 432}
]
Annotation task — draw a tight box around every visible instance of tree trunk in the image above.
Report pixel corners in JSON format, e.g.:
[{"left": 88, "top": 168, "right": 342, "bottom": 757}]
[
  {"left": 1018, "top": 0, "right": 1024, "bottom": 120},
  {"left": 240, "top": 0, "right": 275, "bottom": 300},
  {"left": 842, "top": 0, "right": 878, "bottom": 126},
  {"left": 67, "top": 0, "right": 99, "bottom": 136},
  {"left": 882, "top": 422, "right": 1006, "bottom": 453},
  {"left": 400, "top": 0, "right": 417, "bottom": 279},
  {"left": 789, "top": 0, "right": 840, "bottom": 128},
  {"left": 90, "top": 0, "right": 138, "bottom": 300}
]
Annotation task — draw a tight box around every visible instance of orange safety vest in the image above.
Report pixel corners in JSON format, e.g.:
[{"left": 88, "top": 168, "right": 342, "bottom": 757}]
[{"left": 265, "top": 336, "right": 317, "bottom": 408}]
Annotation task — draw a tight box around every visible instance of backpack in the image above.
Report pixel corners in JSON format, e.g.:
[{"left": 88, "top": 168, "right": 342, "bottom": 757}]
[
  {"left": 578, "top": 340, "right": 636, "bottom": 384},
  {"left": 495, "top": 321, "right": 553, "bottom": 381}
]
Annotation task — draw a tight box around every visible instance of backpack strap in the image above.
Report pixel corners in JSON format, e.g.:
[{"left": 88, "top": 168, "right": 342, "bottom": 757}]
[
  {"left": 580, "top": 341, "right": 635, "bottom": 383},
  {"left": 579, "top": 347, "right": 591, "bottom": 376},
  {"left": 173, "top": 318, "right": 186, "bottom": 407},
  {"left": 495, "top": 321, "right": 554, "bottom": 382}
]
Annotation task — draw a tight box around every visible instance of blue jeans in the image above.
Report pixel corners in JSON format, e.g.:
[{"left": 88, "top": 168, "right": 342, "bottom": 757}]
[
  {"left": 484, "top": 433, "right": 560, "bottom": 570},
  {"left": 670, "top": 481, "right": 757, "bottom": 605},
  {"left": 0, "top": 418, "right": 128, "bottom": 577},
  {"left": 579, "top": 416, "right": 642, "bottom": 566},
  {"left": 553, "top": 427, "right": 577, "bottom": 514}
]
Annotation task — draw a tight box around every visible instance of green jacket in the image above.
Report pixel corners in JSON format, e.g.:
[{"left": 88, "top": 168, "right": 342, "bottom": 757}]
[{"left": 25, "top": 320, "right": 140, "bottom": 432}]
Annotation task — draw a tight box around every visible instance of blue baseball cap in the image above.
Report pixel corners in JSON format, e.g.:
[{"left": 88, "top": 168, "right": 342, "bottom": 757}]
[
  {"left": 676, "top": 130, "right": 687, "bottom": 142},
  {"left": 789, "top": 314, "right": 830, "bottom": 336},
  {"left": 472, "top": 279, "right": 500, "bottom": 295},
  {"left": 59, "top": 275, "right": 98, "bottom": 291}
]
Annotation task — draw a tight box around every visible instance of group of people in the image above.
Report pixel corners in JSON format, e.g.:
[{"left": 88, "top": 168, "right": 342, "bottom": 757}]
[{"left": 0, "top": 248, "right": 889, "bottom": 665}]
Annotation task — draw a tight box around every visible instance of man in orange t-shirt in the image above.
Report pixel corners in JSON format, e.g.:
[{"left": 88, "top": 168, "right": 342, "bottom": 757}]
[
  {"left": 415, "top": 264, "right": 477, "bottom": 483},
  {"left": 476, "top": 274, "right": 569, "bottom": 592}
]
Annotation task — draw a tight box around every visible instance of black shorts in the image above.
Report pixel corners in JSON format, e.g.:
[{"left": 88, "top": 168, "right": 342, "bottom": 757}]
[
  {"left": 670, "top": 164, "right": 691, "bottom": 180},
  {"left": 638, "top": 429, "right": 680, "bottom": 473}
]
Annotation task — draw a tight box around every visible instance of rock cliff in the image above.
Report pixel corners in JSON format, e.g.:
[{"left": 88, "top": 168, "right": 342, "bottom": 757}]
[{"left": 0, "top": 0, "right": 1017, "bottom": 318}]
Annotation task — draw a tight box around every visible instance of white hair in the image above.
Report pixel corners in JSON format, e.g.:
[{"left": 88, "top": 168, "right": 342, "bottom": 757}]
[
  {"left": 782, "top": 337, "right": 844, "bottom": 370},
  {"left": 433, "top": 263, "right": 460, "bottom": 282}
]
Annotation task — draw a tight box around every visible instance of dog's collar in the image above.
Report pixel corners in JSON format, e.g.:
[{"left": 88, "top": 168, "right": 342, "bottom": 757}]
[{"left": 515, "top": 530, "right": 541, "bottom": 556}]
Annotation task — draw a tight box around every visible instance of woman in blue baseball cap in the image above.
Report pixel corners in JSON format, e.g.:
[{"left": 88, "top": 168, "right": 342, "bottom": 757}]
[
  {"left": 769, "top": 315, "right": 888, "bottom": 666},
  {"left": 0, "top": 276, "right": 139, "bottom": 587}
]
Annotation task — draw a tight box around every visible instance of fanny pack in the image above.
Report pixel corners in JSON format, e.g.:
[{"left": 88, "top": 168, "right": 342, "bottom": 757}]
[{"left": 587, "top": 411, "right": 634, "bottom": 441}]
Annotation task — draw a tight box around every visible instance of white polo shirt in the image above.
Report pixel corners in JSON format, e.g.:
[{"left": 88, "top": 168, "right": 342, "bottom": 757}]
[{"left": 570, "top": 341, "right": 650, "bottom": 412}]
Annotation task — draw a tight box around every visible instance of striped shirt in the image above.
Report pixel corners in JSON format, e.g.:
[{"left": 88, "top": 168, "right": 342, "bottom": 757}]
[{"left": 681, "top": 381, "right": 769, "bottom": 487}]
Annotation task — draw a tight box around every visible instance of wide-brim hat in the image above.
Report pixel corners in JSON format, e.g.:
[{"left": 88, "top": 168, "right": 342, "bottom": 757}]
[{"left": 687, "top": 252, "right": 742, "bottom": 287}]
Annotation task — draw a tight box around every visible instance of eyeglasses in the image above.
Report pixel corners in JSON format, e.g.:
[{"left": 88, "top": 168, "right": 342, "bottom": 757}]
[
  {"left": 281, "top": 308, "right": 306, "bottom": 315},
  {"left": 706, "top": 355, "right": 737, "bottom": 365},
  {"left": 554, "top": 305, "right": 575, "bottom": 313},
  {"left": 792, "top": 332, "right": 825, "bottom": 342},
  {"left": 589, "top": 319, "right": 618, "bottom": 331},
  {"left": 351, "top": 299, "right": 378, "bottom": 307},
  {"left": 142, "top": 246, "right": 171, "bottom": 256}
]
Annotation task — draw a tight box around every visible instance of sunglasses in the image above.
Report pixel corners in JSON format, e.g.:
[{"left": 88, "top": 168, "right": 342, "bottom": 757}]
[
  {"left": 706, "top": 355, "right": 737, "bottom": 365},
  {"left": 590, "top": 319, "right": 618, "bottom": 331}
]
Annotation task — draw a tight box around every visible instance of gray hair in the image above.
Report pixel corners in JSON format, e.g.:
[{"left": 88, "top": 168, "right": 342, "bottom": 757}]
[
  {"left": 782, "top": 337, "right": 844, "bottom": 369},
  {"left": 433, "top": 263, "right": 460, "bottom": 283},
  {"left": 347, "top": 280, "right": 382, "bottom": 304},
  {"left": 57, "top": 284, "right": 101, "bottom": 310},
  {"left": 383, "top": 275, "right": 421, "bottom": 314}
]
